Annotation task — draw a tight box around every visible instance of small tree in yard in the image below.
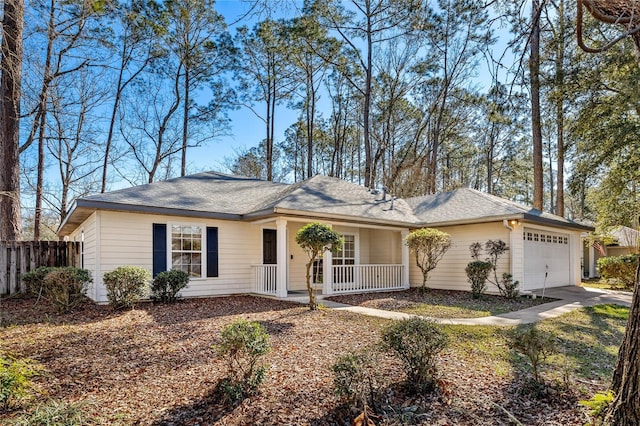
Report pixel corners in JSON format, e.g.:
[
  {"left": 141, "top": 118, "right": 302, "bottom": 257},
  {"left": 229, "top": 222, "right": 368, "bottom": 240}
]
[
  {"left": 405, "top": 228, "right": 452, "bottom": 289},
  {"left": 295, "top": 222, "right": 343, "bottom": 310}
]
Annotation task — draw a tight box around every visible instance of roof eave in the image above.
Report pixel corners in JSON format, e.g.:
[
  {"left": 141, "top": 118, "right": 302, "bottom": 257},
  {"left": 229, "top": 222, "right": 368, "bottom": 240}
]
[
  {"left": 271, "top": 207, "right": 416, "bottom": 228},
  {"left": 521, "top": 213, "right": 595, "bottom": 231},
  {"left": 58, "top": 199, "right": 245, "bottom": 236},
  {"left": 415, "top": 214, "right": 526, "bottom": 228}
]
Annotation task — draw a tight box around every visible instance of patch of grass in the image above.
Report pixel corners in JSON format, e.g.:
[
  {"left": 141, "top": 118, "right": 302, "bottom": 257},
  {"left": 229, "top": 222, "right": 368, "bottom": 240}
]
[
  {"left": 530, "top": 304, "right": 628, "bottom": 384},
  {"left": 329, "top": 289, "right": 555, "bottom": 319},
  {"left": 581, "top": 280, "right": 632, "bottom": 293},
  {"left": 440, "top": 304, "right": 628, "bottom": 389},
  {"left": 395, "top": 291, "right": 552, "bottom": 319}
]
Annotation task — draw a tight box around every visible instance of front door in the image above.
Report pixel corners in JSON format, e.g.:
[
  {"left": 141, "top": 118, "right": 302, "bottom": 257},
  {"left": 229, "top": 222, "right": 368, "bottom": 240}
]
[{"left": 263, "top": 229, "right": 277, "bottom": 264}]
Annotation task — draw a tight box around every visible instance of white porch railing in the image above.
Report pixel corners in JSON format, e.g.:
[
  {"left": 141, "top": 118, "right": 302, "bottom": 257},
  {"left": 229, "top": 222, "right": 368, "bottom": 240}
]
[
  {"left": 252, "top": 265, "right": 277, "bottom": 296},
  {"left": 332, "top": 264, "right": 404, "bottom": 294}
]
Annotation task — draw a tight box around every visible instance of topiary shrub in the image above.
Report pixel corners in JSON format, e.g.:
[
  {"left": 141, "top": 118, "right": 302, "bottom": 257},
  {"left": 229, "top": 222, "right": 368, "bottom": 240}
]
[
  {"left": 21, "top": 266, "right": 54, "bottom": 297},
  {"left": 381, "top": 318, "right": 448, "bottom": 393},
  {"left": 598, "top": 254, "right": 639, "bottom": 289},
  {"left": 510, "top": 326, "right": 555, "bottom": 384},
  {"left": 103, "top": 266, "right": 150, "bottom": 309},
  {"left": 1, "top": 355, "right": 42, "bottom": 410},
  {"left": 40, "top": 267, "right": 92, "bottom": 313},
  {"left": 213, "top": 319, "right": 271, "bottom": 405},
  {"left": 466, "top": 260, "right": 493, "bottom": 298},
  {"left": 151, "top": 270, "right": 189, "bottom": 303}
]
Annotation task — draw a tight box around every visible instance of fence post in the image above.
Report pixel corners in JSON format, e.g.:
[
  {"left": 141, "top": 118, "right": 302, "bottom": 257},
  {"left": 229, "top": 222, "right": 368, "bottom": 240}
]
[
  {"left": 0, "top": 241, "right": 6, "bottom": 295},
  {"left": 9, "top": 241, "right": 18, "bottom": 295},
  {"left": 19, "top": 244, "right": 28, "bottom": 292}
]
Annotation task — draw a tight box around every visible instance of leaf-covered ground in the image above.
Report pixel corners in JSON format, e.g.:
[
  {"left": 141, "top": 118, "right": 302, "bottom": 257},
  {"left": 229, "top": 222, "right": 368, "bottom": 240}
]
[
  {"left": 0, "top": 295, "right": 628, "bottom": 425},
  {"left": 327, "top": 288, "right": 554, "bottom": 318}
]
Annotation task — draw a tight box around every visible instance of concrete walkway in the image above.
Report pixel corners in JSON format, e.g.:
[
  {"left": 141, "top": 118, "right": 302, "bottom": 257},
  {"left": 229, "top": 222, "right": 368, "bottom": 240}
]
[{"left": 310, "top": 286, "right": 633, "bottom": 326}]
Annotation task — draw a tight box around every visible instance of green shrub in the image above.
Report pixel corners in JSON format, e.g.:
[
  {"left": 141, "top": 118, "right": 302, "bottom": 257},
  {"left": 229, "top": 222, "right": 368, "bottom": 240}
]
[
  {"left": 213, "top": 319, "right": 271, "bottom": 405},
  {"left": 11, "top": 399, "right": 92, "bottom": 425},
  {"left": 21, "top": 266, "right": 54, "bottom": 296},
  {"left": 598, "top": 254, "right": 639, "bottom": 289},
  {"left": 381, "top": 318, "right": 448, "bottom": 393},
  {"left": 103, "top": 266, "right": 150, "bottom": 309},
  {"left": 332, "top": 350, "right": 380, "bottom": 408},
  {"left": 500, "top": 273, "right": 520, "bottom": 299},
  {"left": 511, "top": 326, "right": 555, "bottom": 383},
  {"left": 1, "top": 355, "right": 42, "bottom": 409},
  {"left": 580, "top": 390, "right": 615, "bottom": 425},
  {"left": 466, "top": 260, "right": 493, "bottom": 298},
  {"left": 41, "top": 267, "right": 91, "bottom": 313},
  {"left": 151, "top": 270, "right": 189, "bottom": 303}
]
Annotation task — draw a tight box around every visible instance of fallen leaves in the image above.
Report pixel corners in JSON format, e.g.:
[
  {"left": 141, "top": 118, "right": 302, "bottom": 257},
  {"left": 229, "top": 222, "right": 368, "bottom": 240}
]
[{"left": 0, "top": 295, "right": 602, "bottom": 425}]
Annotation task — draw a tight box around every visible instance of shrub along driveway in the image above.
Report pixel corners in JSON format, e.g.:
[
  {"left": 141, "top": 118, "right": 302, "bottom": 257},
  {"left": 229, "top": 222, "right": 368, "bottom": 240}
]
[{"left": 0, "top": 294, "right": 630, "bottom": 425}]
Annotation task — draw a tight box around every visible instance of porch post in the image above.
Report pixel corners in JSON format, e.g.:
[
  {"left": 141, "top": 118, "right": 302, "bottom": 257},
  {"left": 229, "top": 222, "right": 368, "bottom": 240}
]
[
  {"left": 588, "top": 244, "right": 596, "bottom": 278},
  {"left": 323, "top": 225, "right": 333, "bottom": 295},
  {"left": 276, "top": 219, "right": 288, "bottom": 298},
  {"left": 401, "top": 230, "right": 410, "bottom": 289}
]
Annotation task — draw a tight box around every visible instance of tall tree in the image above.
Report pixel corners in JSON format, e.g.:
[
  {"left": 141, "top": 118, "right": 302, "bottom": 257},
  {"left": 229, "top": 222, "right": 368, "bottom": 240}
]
[
  {"left": 162, "top": 0, "right": 230, "bottom": 176},
  {"left": 0, "top": 0, "right": 24, "bottom": 241},
  {"left": 551, "top": 0, "right": 567, "bottom": 216},
  {"left": 20, "top": 0, "right": 104, "bottom": 239},
  {"left": 285, "top": 11, "right": 339, "bottom": 178},
  {"left": 576, "top": 1, "right": 640, "bottom": 424},
  {"left": 100, "top": 0, "right": 162, "bottom": 192},
  {"left": 235, "top": 20, "right": 293, "bottom": 181},
  {"left": 530, "top": 0, "right": 544, "bottom": 210},
  {"left": 312, "top": 0, "right": 422, "bottom": 188}
]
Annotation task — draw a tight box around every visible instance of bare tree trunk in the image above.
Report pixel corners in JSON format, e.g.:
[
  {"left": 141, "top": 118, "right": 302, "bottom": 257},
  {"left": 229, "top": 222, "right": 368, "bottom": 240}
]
[
  {"left": 363, "top": 20, "right": 373, "bottom": 188},
  {"left": 181, "top": 66, "right": 189, "bottom": 176},
  {"left": 555, "top": 0, "right": 566, "bottom": 217},
  {"left": 605, "top": 262, "right": 640, "bottom": 425},
  {"left": 531, "top": 0, "right": 544, "bottom": 211},
  {"left": 0, "top": 0, "right": 24, "bottom": 241}
]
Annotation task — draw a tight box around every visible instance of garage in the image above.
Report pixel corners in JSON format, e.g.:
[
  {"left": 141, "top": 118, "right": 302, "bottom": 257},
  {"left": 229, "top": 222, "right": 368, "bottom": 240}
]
[{"left": 523, "top": 228, "right": 571, "bottom": 290}]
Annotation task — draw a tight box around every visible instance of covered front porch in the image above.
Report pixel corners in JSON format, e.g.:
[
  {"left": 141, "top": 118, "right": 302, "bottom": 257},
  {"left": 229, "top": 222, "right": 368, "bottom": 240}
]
[{"left": 250, "top": 218, "right": 411, "bottom": 298}]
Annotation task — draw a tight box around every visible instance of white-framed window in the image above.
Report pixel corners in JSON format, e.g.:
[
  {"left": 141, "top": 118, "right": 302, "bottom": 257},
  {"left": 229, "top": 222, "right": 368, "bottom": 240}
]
[
  {"left": 333, "top": 234, "right": 356, "bottom": 266},
  {"left": 170, "top": 224, "right": 204, "bottom": 278}
]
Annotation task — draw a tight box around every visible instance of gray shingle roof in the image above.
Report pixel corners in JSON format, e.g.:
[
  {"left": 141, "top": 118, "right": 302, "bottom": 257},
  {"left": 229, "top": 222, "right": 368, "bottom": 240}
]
[
  {"left": 406, "top": 188, "right": 590, "bottom": 230},
  {"left": 59, "top": 172, "right": 592, "bottom": 234},
  {"left": 79, "top": 171, "right": 289, "bottom": 216},
  {"left": 254, "top": 175, "right": 419, "bottom": 225}
]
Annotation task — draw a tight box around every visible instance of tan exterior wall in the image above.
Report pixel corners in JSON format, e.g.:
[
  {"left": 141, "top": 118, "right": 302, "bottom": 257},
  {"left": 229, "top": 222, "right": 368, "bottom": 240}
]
[
  {"left": 69, "top": 212, "right": 98, "bottom": 300},
  {"left": 409, "top": 222, "right": 511, "bottom": 293},
  {"left": 77, "top": 211, "right": 262, "bottom": 302},
  {"left": 369, "top": 229, "right": 402, "bottom": 264}
]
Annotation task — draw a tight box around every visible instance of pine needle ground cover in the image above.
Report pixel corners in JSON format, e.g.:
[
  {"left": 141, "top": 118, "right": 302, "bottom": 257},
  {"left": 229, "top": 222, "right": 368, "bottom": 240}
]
[{"left": 0, "top": 296, "right": 627, "bottom": 425}]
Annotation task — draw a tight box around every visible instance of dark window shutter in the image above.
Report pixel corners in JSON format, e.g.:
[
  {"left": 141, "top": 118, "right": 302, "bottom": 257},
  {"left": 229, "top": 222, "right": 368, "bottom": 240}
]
[
  {"left": 207, "top": 227, "right": 219, "bottom": 277},
  {"left": 153, "top": 224, "right": 167, "bottom": 277}
]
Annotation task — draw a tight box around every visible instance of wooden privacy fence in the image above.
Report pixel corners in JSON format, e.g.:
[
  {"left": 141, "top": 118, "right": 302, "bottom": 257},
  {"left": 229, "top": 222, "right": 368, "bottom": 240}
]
[{"left": 0, "top": 241, "right": 80, "bottom": 296}]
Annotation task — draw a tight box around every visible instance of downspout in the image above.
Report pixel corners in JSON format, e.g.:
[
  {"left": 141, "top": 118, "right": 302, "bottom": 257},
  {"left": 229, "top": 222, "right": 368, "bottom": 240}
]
[{"left": 503, "top": 219, "right": 530, "bottom": 296}]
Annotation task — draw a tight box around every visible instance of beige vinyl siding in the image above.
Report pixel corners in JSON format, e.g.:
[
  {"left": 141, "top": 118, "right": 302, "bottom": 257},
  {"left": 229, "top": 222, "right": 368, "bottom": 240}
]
[
  {"left": 369, "top": 229, "right": 402, "bottom": 264},
  {"left": 97, "top": 211, "right": 262, "bottom": 302},
  {"left": 69, "top": 212, "right": 98, "bottom": 300},
  {"left": 287, "top": 222, "right": 309, "bottom": 291},
  {"left": 409, "top": 222, "right": 510, "bottom": 293}
]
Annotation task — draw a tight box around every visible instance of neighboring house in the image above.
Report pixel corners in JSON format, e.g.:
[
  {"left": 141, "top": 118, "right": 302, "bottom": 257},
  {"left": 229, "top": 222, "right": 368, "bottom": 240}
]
[
  {"left": 583, "top": 226, "right": 640, "bottom": 278},
  {"left": 57, "top": 172, "right": 592, "bottom": 303}
]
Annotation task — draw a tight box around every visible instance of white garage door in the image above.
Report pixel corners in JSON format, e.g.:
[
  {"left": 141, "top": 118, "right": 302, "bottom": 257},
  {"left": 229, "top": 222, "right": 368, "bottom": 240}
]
[{"left": 523, "top": 228, "right": 571, "bottom": 290}]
